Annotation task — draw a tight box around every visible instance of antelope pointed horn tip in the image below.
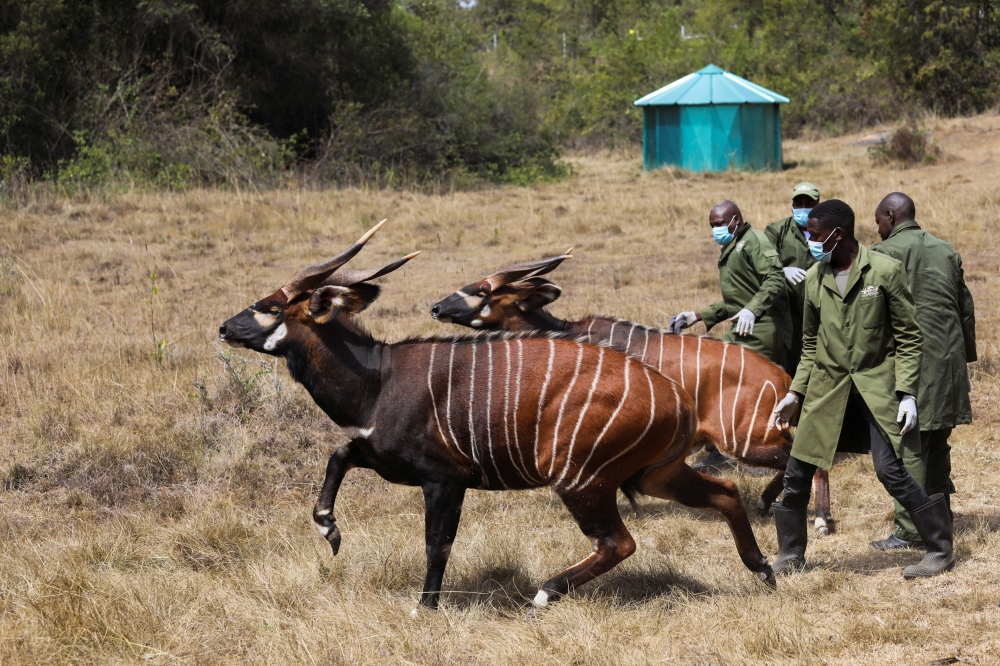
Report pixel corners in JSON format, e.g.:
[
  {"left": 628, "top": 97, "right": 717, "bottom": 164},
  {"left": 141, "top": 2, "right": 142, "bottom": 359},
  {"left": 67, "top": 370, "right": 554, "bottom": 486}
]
[
  {"left": 357, "top": 218, "right": 388, "bottom": 245},
  {"left": 405, "top": 250, "right": 421, "bottom": 260}
]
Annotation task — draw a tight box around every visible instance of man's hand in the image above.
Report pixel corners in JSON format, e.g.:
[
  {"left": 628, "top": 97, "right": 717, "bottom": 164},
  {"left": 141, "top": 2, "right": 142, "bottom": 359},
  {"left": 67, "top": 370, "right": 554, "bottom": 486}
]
[
  {"left": 772, "top": 392, "right": 800, "bottom": 430},
  {"left": 783, "top": 266, "right": 807, "bottom": 285},
  {"left": 897, "top": 394, "right": 918, "bottom": 435},
  {"left": 669, "top": 311, "right": 698, "bottom": 334},
  {"left": 732, "top": 308, "right": 756, "bottom": 336}
]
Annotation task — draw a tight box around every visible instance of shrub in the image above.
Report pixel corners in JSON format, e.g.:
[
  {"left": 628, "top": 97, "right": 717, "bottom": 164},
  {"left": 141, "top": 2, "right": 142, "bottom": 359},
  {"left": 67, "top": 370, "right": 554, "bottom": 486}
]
[{"left": 869, "top": 126, "right": 941, "bottom": 166}]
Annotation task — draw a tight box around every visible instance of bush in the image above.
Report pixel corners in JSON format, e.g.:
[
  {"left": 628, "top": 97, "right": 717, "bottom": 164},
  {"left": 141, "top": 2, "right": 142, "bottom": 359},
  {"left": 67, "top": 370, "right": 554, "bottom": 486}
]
[{"left": 869, "top": 126, "right": 941, "bottom": 166}]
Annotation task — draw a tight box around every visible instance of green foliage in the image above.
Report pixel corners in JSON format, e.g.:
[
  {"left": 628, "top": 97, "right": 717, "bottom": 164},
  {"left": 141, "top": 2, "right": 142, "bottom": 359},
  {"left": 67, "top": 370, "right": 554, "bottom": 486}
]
[{"left": 2, "top": 0, "right": 998, "bottom": 187}]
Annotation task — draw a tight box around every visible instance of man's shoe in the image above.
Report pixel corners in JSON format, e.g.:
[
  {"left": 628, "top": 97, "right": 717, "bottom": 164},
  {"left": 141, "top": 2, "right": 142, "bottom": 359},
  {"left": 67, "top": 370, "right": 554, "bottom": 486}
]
[
  {"left": 691, "top": 449, "right": 736, "bottom": 472},
  {"left": 903, "top": 494, "right": 957, "bottom": 579},
  {"left": 772, "top": 503, "right": 808, "bottom": 575},
  {"left": 870, "top": 534, "right": 921, "bottom": 551}
]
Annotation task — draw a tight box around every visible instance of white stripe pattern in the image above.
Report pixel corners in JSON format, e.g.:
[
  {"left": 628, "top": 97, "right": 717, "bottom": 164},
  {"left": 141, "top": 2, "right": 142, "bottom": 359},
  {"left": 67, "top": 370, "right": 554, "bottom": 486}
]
[
  {"left": 731, "top": 346, "right": 745, "bottom": 446},
  {"left": 549, "top": 342, "right": 584, "bottom": 476},
  {"left": 568, "top": 356, "right": 631, "bottom": 489},
  {"left": 533, "top": 338, "right": 557, "bottom": 476},
  {"left": 719, "top": 343, "right": 729, "bottom": 450},
  {"left": 557, "top": 347, "right": 605, "bottom": 485},
  {"left": 467, "top": 342, "right": 480, "bottom": 465}
]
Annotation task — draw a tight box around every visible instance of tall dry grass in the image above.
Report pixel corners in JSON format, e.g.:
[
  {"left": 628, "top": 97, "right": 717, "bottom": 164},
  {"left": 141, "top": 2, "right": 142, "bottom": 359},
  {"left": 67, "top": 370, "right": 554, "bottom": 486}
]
[{"left": 2, "top": 113, "right": 1000, "bottom": 665}]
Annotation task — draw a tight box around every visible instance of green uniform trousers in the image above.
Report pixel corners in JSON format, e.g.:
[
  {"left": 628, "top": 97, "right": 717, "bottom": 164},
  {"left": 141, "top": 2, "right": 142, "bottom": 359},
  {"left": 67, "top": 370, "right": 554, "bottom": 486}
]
[{"left": 893, "top": 428, "right": 956, "bottom": 541}]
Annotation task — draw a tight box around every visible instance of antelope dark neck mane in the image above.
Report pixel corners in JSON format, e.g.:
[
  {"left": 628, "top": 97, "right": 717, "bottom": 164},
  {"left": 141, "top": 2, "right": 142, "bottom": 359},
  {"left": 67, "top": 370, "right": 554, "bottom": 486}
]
[
  {"left": 284, "top": 316, "right": 384, "bottom": 428},
  {"left": 510, "top": 307, "right": 574, "bottom": 333}
]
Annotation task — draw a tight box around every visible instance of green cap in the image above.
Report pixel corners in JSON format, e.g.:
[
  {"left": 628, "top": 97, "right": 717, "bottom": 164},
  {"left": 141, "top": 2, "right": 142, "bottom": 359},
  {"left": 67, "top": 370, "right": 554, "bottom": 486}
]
[{"left": 792, "top": 182, "right": 820, "bottom": 201}]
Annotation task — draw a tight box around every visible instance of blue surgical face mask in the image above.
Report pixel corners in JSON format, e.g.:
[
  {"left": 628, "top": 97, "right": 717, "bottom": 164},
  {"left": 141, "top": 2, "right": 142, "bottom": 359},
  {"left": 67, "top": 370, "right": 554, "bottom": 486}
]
[
  {"left": 792, "top": 208, "right": 812, "bottom": 227},
  {"left": 712, "top": 216, "right": 738, "bottom": 245},
  {"left": 808, "top": 228, "right": 840, "bottom": 263}
]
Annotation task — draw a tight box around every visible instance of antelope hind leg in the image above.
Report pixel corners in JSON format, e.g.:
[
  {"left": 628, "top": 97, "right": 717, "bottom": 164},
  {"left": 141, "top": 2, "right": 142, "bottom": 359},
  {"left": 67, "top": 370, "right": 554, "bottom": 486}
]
[
  {"left": 533, "top": 490, "right": 636, "bottom": 608},
  {"left": 639, "top": 462, "right": 776, "bottom": 587},
  {"left": 416, "top": 482, "right": 466, "bottom": 611},
  {"left": 813, "top": 468, "right": 833, "bottom": 535},
  {"left": 313, "top": 444, "right": 359, "bottom": 555}
]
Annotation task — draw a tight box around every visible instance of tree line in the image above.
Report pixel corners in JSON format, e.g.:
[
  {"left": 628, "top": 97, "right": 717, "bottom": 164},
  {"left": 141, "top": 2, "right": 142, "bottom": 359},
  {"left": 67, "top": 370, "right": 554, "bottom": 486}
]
[{"left": 2, "top": 0, "right": 998, "bottom": 188}]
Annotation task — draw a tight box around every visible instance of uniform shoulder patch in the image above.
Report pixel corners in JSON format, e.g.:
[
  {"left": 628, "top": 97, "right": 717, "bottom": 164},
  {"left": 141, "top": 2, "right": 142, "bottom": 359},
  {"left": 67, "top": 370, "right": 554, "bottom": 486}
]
[{"left": 735, "top": 240, "right": 745, "bottom": 252}]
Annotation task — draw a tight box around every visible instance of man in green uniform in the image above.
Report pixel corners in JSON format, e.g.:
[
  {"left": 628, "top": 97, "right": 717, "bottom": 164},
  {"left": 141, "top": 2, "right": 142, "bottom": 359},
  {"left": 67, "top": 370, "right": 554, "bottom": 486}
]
[
  {"left": 771, "top": 199, "right": 955, "bottom": 579},
  {"left": 766, "top": 182, "right": 821, "bottom": 375},
  {"left": 670, "top": 200, "right": 792, "bottom": 470},
  {"left": 869, "top": 192, "right": 977, "bottom": 550}
]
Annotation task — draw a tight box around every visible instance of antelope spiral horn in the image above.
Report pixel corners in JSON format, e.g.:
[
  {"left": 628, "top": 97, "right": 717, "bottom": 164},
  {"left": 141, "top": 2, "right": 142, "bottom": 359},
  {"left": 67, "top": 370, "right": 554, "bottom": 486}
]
[
  {"left": 484, "top": 248, "right": 573, "bottom": 291},
  {"left": 280, "top": 219, "right": 386, "bottom": 299},
  {"left": 322, "top": 251, "right": 421, "bottom": 287}
]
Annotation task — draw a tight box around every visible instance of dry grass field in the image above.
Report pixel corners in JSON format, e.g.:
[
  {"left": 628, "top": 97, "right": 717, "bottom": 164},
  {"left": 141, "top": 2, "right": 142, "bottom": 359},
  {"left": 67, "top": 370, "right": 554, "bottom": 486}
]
[{"left": 3, "top": 113, "right": 1000, "bottom": 665}]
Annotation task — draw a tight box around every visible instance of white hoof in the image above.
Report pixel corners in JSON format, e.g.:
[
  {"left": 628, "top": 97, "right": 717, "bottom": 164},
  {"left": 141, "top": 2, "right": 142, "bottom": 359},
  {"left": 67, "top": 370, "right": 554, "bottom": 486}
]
[
  {"left": 814, "top": 517, "right": 829, "bottom": 536},
  {"left": 532, "top": 590, "right": 549, "bottom": 608}
]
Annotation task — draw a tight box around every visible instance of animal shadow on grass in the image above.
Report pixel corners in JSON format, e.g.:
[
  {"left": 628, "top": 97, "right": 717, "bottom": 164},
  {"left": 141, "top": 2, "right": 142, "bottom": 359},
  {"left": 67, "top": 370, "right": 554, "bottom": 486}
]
[
  {"left": 624, "top": 497, "right": 773, "bottom": 527},
  {"left": 444, "top": 560, "right": 710, "bottom": 614}
]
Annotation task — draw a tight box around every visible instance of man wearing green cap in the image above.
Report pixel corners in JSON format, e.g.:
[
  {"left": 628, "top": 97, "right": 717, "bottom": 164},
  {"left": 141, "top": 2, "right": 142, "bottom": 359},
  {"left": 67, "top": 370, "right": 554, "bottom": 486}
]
[
  {"left": 766, "top": 182, "right": 821, "bottom": 375},
  {"left": 869, "top": 192, "right": 977, "bottom": 551},
  {"left": 670, "top": 199, "right": 792, "bottom": 470}
]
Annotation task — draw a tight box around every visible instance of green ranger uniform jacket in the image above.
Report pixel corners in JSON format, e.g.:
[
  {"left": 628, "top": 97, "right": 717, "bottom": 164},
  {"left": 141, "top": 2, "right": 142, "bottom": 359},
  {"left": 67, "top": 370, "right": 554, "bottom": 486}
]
[
  {"left": 871, "top": 220, "right": 977, "bottom": 430},
  {"left": 790, "top": 244, "right": 923, "bottom": 470},
  {"left": 765, "top": 216, "right": 817, "bottom": 343},
  {"left": 697, "top": 223, "right": 792, "bottom": 363}
]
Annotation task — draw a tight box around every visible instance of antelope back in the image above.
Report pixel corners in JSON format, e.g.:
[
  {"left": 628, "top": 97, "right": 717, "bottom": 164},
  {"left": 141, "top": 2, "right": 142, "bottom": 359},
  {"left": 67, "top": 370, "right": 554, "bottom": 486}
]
[
  {"left": 578, "top": 318, "right": 792, "bottom": 463},
  {"left": 396, "top": 333, "right": 697, "bottom": 492}
]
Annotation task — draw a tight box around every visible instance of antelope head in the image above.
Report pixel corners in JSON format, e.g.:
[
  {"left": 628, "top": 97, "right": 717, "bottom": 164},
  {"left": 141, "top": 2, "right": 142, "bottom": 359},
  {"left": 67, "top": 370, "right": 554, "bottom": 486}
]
[
  {"left": 218, "top": 220, "right": 418, "bottom": 354},
  {"left": 430, "top": 250, "right": 572, "bottom": 331}
]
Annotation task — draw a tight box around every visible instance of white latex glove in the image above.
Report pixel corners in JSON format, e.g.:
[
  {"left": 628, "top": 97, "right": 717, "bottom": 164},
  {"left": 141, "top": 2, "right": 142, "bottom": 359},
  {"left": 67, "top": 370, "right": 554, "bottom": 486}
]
[
  {"left": 897, "top": 394, "right": 918, "bottom": 435},
  {"left": 669, "top": 311, "right": 698, "bottom": 334},
  {"left": 732, "top": 308, "right": 756, "bottom": 336},
  {"left": 783, "top": 266, "right": 807, "bottom": 285},
  {"left": 772, "top": 392, "right": 800, "bottom": 430}
]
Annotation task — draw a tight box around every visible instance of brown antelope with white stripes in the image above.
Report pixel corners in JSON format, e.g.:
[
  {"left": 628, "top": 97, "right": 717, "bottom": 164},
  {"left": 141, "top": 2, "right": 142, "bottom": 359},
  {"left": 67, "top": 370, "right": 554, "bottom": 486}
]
[
  {"left": 217, "top": 223, "right": 775, "bottom": 613},
  {"left": 430, "top": 252, "right": 835, "bottom": 534}
]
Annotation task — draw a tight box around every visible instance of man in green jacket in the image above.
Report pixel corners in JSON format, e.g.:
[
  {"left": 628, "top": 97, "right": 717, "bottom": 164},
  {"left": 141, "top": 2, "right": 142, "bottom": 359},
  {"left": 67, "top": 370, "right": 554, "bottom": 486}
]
[
  {"left": 670, "top": 200, "right": 792, "bottom": 469},
  {"left": 869, "top": 192, "right": 977, "bottom": 550},
  {"left": 771, "top": 199, "right": 956, "bottom": 579},
  {"left": 766, "top": 182, "right": 820, "bottom": 375}
]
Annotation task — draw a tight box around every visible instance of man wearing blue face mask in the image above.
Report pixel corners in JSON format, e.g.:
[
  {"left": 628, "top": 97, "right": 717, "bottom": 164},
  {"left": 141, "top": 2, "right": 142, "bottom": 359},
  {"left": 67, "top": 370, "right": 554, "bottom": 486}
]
[
  {"left": 766, "top": 182, "right": 821, "bottom": 375},
  {"left": 670, "top": 200, "right": 792, "bottom": 469},
  {"left": 771, "top": 199, "right": 956, "bottom": 579}
]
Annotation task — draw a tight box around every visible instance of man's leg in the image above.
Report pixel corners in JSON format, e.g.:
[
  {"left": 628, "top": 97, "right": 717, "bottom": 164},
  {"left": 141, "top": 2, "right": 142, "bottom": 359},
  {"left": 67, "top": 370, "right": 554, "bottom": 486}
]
[
  {"left": 923, "top": 428, "right": 955, "bottom": 514},
  {"left": 772, "top": 455, "right": 816, "bottom": 574},
  {"left": 857, "top": 397, "right": 955, "bottom": 577},
  {"left": 873, "top": 429, "right": 928, "bottom": 549}
]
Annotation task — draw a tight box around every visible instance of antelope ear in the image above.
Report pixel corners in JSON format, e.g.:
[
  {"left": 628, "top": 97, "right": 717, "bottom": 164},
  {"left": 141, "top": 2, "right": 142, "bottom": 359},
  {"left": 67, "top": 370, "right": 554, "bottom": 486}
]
[
  {"left": 517, "top": 283, "right": 562, "bottom": 311},
  {"left": 309, "top": 284, "right": 382, "bottom": 323}
]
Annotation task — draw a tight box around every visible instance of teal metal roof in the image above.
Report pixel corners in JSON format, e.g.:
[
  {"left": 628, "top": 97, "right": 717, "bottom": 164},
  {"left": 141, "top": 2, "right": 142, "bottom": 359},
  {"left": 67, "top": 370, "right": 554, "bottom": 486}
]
[{"left": 634, "top": 65, "right": 789, "bottom": 106}]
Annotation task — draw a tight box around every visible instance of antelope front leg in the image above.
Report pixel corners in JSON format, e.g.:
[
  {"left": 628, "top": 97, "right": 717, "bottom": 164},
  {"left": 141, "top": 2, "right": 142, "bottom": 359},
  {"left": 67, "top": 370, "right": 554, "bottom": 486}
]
[
  {"left": 417, "top": 482, "right": 466, "bottom": 611},
  {"left": 313, "top": 444, "right": 358, "bottom": 556}
]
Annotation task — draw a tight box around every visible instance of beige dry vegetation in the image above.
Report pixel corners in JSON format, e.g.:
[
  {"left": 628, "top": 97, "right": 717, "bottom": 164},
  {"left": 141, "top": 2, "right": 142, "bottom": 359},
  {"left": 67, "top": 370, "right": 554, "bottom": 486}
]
[{"left": 2, "top": 113, "right": 1000, "bottom": 665}]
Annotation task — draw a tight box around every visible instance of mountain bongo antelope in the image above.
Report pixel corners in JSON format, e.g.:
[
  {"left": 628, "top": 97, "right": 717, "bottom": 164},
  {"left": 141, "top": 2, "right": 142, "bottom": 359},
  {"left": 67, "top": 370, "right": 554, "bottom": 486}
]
[
  {"left": 218, "top": 223, "right": 775, "bottom": 612},
  {"left": 430, "top": 252, "right": 835, "bottom": 534}
]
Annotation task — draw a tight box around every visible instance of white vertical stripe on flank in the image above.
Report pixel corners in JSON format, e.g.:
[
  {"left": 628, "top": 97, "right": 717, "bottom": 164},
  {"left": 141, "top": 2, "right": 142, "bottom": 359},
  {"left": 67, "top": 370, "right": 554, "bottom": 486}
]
[
  {"left": 549, "top": 342, "right": 584, "bottom": 476},
  {"left": 719, "top": 343, "right": 729, "bottom": 451},
  {"left": 445, "top": 342, "right": 469, "bottom": 459},
  {"left": 568, "top": 355, "right": 632, "bottom": 489},
  {"left": 587, "top": 320, "right": 596, "bottom": 343},
  {"left": 428, "top": 343, "right": 455, "bottom": 453},
  {"left": 467, "top": 342, "right": 480, "bottom": 466},
  {"left": 503, "top": 340, "right": 522, "bottom": 483},
  {"left": 625, "top": 324, "right": 637, "bottom": 354},
  {"left": 641, "top": 328, "right": 649, "bottom": 362},
  {"left": 695, "top": 337, "right": 702, "bottom": 412},
  {"left": 679, "top": 335, "right": 685, "bottom": 388},
  {"left": 533, "top": 338, "right": 556, "bottom": 476},
  {"left": 658, "top": 331, "right": 664, "bottom": 372},
  {"left": 512, "top": 339, "right": 537, "bottom": 482},
  {"left": 485, "top": 342, "right": 506, "bottom": 488},
  {"left": 743, "top": 380, "right": 777, "bottom": 458},
  {"left": 671, "top": 382, "right": 682, "bottom": 443},
  {"left": 731, "top": 346, "right": 745, "bottom": 446},
  {"left": 608, "top": 322, "right": 617, "bottom": 347},
  {"left": 557, "top": 346, "right": 604, "bottom": 484},
  {"left": 579, "top": 366, "right": 657, "bottom": 490}
]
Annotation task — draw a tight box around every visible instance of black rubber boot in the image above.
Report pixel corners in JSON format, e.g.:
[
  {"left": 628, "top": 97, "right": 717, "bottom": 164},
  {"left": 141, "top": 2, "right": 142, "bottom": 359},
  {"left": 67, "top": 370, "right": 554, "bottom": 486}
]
[
  {"left": 870, "top": 534, "right": 921, "bottom": 551},
  {"left": 691, "top": 449, "right": 735, "bottom": 472},
  {"left": 772, "top": 503, "right": 808, "bottom": 575},
  {"left": 903, "top": 493, "right": 957, "bottom": 579}
]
